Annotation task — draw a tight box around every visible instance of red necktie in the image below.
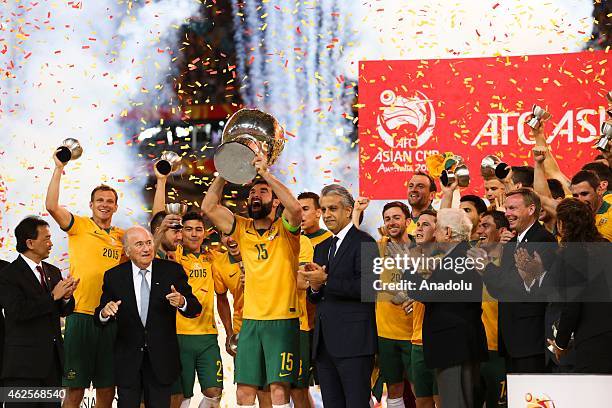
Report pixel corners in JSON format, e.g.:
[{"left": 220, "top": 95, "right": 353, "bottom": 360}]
[{"left": 36, "top": 265, "right": 48, "bottom": 290}]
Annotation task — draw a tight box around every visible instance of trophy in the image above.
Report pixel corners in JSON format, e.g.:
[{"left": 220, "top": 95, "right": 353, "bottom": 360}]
[
  {"left": 480, "top": 154, "right": 510, "bottom": 180},
  {"left": 214, "top": 109, "right": 286, "bottom": 185},
  {"left": 55, "top": 138, "right": 83, "bottom": 163},
  {"left": 440, "top": 156, "right": 470, "bottom": 188},
  {"left": 155, "top": 151, "right": 182, "bottom": 176},
  {"left": 595, "top": 122, "right": 612, "bottom": 152},
  {"left": 527, "top": 105, "right": 552, "bottom": 129},
  {"left": 164, "top": 203, "right": 187, "bottom": 229}
]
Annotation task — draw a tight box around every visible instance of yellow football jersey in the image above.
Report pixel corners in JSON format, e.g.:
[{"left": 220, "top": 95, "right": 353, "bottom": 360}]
[
  {"left": 304, "top": 228, "right": 332, "bottom": 330},
  {"left": 375, "top": 238, "right": 413, "bottom": 341},
  {"left": 604, "top": 191, "right": 612, "bottom": 205},
  {"left": 213, "top": 252, "right": 245, "bottom": 333},
  {"left": 305, "top": 228, "right": 332, "bottom": 247},
  {"left": 406, "top": 219, "right": 417, "bottom": 236},
  {"left": 482, "top": 285, "right": 498, "bottom": 351},
  {"left": 65, "top": 215, "right": 125, "bottom": 315},
  {"left": 231, "top": 215, "right": 300, "bottom": 320},
  {"left": 411, "top": 301, "right": 425, "bottom": 345},
  {"left": 298, "top": 235, "right": 314, "bottom": 332},
  {"left": 596, "top": 200, "right": 612, "bottom": 242},
  {"left": 175, "top": 244, "right": 218, "bottom": 335}
]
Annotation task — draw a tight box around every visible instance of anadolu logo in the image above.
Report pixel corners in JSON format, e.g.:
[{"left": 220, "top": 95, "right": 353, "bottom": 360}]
[
  {"left": 525, "top": 392, "right": 555, "bottom": 408},
  {"left": 375, "top": 89, "right": 436, "bottom": 149}
]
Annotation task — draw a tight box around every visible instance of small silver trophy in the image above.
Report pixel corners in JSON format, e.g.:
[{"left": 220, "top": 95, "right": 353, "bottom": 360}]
[
  {"left": 480, "top": 155, "right": 510, "bottom": 180},
  {"left": 527, "top": 105, "right": 552, "bottom": 129},
  {"left": 595, "top": 122, "right": 612, "bottom": 152},
  {"left": 55, "top": 138, "right": 83, "bottom": 164},
  {"left": 155, "top": 151, "right": 182, "bottom": 176},
  {"left": 164, "top": 203, "right": 187, "bottom": 229},
  {"left": 440, "top": 156, "right": 470, "bottom": 188}
]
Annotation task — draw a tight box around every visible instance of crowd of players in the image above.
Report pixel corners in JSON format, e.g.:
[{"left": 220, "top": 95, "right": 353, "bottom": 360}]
[{"left": 0, "top": 111, "right": 611, "bottom": 408}]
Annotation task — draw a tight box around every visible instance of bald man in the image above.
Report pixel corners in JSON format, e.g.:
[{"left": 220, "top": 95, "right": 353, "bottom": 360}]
[{"left": 95, "top": 226, "right": 202, "bottom": 408}]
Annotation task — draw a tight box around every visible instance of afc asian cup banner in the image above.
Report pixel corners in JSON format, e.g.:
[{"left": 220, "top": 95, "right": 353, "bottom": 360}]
[{"left": 358, "top": 51, "right": 609, "bottom": 199}]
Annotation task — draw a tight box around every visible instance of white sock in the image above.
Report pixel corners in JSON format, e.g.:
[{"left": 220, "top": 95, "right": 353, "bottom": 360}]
[
  {"left": 272, "top": 404, "right": 291, "bottom": 408},
  {"left": 199, "top": 395, "right": 221, "bottom": 408},
  {"left": 386, "top": 397, "right": 406, "bottom": 408},
  {"left": 179, "top": 398, "right": 191, "bottom": 408}
]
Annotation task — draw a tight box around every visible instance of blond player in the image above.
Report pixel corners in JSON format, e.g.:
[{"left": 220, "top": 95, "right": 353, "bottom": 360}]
[{"left": 45, "top": 154, "right": 123, "bottom": 408}]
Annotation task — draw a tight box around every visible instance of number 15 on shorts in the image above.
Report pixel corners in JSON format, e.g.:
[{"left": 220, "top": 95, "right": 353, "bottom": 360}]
[{"left": 280, "top": 352, "right": 294, "bottom": 377}]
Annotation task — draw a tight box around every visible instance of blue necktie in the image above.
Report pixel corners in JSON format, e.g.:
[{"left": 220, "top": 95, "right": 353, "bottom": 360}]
[{"left": 139, "top": 269, "right": 150, "bottom": 326}]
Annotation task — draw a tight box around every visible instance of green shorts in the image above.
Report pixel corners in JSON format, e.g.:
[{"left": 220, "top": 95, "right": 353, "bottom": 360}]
[
  {"left": 410, "top": 344, "right": 438, "bottom": 398},
  {"left": 177, "top": 334, "right": 223, "bottom": 397},
  {"left": 62, "top": 313, "right": 117, "bottom": 389},
  {"left": 293, "top": 330, "right": 311, "bottom": 389},
  {"left": 235, "top": 319, "right": 299, "bottom": 387},
  {"left": 378, "top": 337, "right": 412, "bottom": 385},
  {"left": 478, "top": 350, "right": 507, "bottom": 408}
]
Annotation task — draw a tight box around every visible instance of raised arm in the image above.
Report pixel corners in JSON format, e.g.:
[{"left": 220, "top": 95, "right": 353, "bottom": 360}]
[
  {"left": 531, "top": 121, "right": 571, "bottom": 195},
  {"left": 439, "top": 179, "right": 458, "bottom": 209},
  {"left": 533, "top": 146, "right": 560, "bottom": 218},
  {"left": 352, "top": 197, "right": 370, "bottom": 228},
  {"left": 152, "top": 166, "right": 168, "bottom": 216},
  {"left": 45, "top": 154, "right": 72, "bottom": 230},
  {"left": 253, "top": 154, "right": 302, "bottom": 227},
  {"left": 201, "top": 176, "right": 235, "bottom": 234}
]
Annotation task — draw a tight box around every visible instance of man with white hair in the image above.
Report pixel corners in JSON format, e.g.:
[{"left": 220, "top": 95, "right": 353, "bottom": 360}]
[
  {"left": 406, "top": 208, "right": 488, "bottom": 408},
  {"left": 95, "top": 226, "right": 202, "bottom": 408}
]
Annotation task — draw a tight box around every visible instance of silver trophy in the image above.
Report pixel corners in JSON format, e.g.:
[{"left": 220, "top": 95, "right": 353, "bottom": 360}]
[
  {"left": 155, "top": 151, "right": 182, "bottom": 176},
  {"left": 480, "top": 154, "right": 510, "bottom": 180},
  {"left": 440, "top": 158, "right": 470, "bottom": 188},
  {"left": 55, "top": 138, "right": 83, "bottom": 164},
  {"left": 595, "top": 122, "right": 612, "bottom": 152},
  {"left": 164, "top": 203, "right": 187, "bottom": 229},
  {"left": 527, "top": 105, "right": 552, "bottom": 129},
  {"left": 214, "top": 109, "right": 285, "bottom": 185}
]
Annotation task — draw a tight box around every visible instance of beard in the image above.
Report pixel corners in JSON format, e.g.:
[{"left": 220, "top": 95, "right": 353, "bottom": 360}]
[
  {"left": 248, "top": 200, "right": 274, "bottom": 220},
  {"left": 388, "top": 226, "right": 406, "bottom": 239}
]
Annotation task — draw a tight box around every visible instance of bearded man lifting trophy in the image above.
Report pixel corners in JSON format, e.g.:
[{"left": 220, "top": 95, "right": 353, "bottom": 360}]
[{"left": 214, "top": 108, "right": 286, "bottom": 185}]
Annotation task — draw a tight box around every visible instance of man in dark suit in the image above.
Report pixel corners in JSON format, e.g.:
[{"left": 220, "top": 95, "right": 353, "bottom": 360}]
[
  {"left": 471, "top": 188, "right": 556, "bottom": 374},
  {"left": 0, "top": 258, "right": 8, "bottom": 387},
  {"left": 300, "top": 184, "right": 378, "bottom": 408},
  {"left": 95, "top": 225, "right": 201, "bottom": 408},
  {"left": 0, "top": 216, "right": 77, "bottom": 407},
  {"left": 405, "top": 208, "right": 488, "bottom": 408}
]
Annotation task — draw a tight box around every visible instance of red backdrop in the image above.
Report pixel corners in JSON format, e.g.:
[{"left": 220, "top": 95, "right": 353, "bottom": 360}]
[{"left": 358, "top": 51, "right": 610, "bottom": 199}]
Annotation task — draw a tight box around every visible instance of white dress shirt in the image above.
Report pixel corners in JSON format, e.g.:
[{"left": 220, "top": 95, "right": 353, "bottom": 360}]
[
  {"left": 132, "top": 262, "right": 152, "bottom": 315},
  {"left": 20, "top": 254, "right": 71, "bottom": 304},
  {"left": 20, "top": 254, "right": 45, "bottom": 285},
  {"left": 516, "top": 222, "right": 546, "bottom": 291},
  {"left": 516, "top": 221, "right": 535, "bottom": 244},
  {"left": 311, "top": 222, "right": 353, "bottom": 295},
  {"left": 100, "top": 261, "right": 186, "bottom": 323},
  {"left": 330, "top": 221, "right": 353, "bottom": 258}
]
